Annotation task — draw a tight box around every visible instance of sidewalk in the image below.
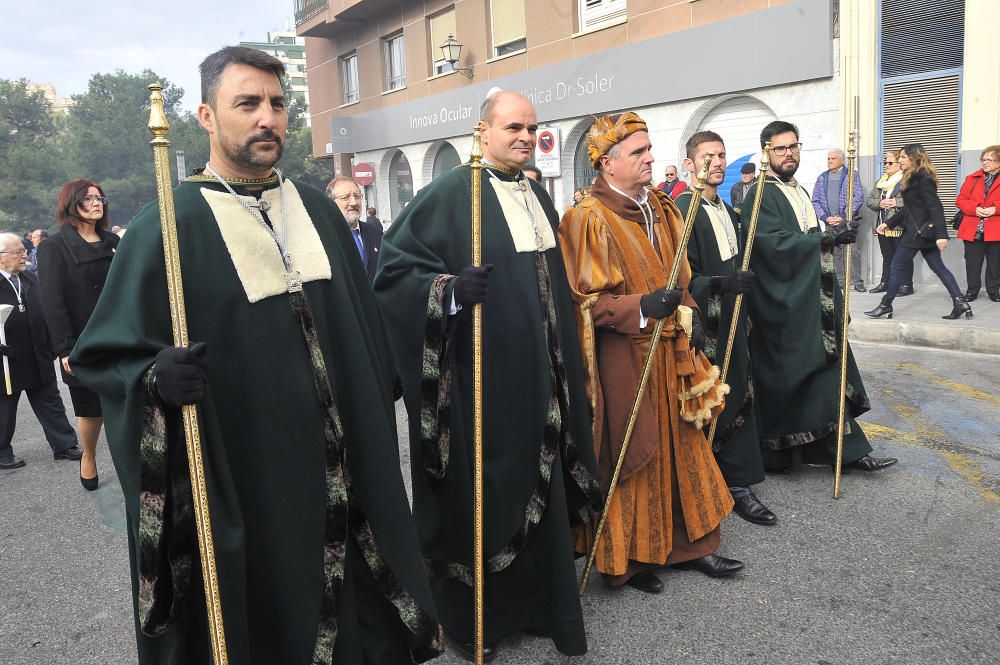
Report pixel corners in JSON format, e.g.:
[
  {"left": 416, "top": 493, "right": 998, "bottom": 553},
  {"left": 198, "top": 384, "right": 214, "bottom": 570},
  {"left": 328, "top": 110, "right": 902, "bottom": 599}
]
[{"left": 848, "top": 283, "right": 1000, "bottom": 354}]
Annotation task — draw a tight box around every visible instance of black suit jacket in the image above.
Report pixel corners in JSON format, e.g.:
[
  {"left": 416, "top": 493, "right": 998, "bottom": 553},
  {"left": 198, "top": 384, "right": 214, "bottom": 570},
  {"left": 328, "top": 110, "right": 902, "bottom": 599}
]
[
  {"left": 888, "top": 172, "right": 947, "bottom": 249},
  {"left": 0, "top": 271, "right": 56, "bottom": 393},
  {"left": 358, "top": 220, "right": 383, "bottom": 283}
]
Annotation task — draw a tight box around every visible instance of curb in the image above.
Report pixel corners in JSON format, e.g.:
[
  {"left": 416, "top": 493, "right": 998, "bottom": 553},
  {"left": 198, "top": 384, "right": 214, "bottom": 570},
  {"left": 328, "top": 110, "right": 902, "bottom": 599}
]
[{"left": 849, "top": 319, "right": 1000, "bottom": 355}]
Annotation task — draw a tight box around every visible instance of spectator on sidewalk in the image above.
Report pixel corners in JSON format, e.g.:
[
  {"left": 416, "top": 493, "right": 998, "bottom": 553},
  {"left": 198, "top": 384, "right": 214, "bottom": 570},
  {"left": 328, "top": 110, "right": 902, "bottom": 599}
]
[
  {"left": 26, "top": 229, "right": 48, "bottom": 273},
  {"left": 658, "top": 165, "right": 688, "bottom": 199},
  {"left": 955, "top": 145, "right": 1000, "bottom": 302},
  {"left": 866, "top": 150, "right": 914, "bottom": 295},
  {"left": 327, "top": 176, "right": 382, "bottom": 283},
  {"left": 0, "top": 232, "right": 82, "bottom": 472},
  {"left": 730, "top": 162, "right": 756, "bottom": 211},
  {"left": 812, "top": 148, "right": 866, "bottom": 292},
  {"left": 523, "top": 165, "right": 542, "bottom": 182}
]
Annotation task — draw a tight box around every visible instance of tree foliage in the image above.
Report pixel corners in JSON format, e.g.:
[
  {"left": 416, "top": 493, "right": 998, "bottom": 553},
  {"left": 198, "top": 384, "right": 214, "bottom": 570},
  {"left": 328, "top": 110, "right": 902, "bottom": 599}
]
[{"left": 0, "top": 69, "right": 331, "bottom": 232}]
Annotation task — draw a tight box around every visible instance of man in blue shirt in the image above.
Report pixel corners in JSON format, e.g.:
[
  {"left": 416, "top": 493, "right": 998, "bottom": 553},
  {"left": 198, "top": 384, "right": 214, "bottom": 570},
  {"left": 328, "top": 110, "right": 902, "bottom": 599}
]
[
  {"left": 812, "top": 148, "right": 866, "bottom": 292},
  {"left": 327, "top": 176, "right": 383, "bottom": 283}
]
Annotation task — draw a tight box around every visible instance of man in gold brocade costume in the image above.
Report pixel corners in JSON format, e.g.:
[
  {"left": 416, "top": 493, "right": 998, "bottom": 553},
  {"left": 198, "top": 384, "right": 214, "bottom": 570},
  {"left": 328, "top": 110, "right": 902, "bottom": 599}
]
[{"left": 559, "top": 112, "right": 743, "bottom": 594}]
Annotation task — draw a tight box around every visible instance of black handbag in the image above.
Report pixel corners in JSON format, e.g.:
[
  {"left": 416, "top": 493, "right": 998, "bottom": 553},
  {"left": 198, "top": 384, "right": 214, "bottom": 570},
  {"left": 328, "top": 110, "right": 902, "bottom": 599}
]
[
  {"left": 951, "top": 210, "right": 964, "bottom": 231},
  {"left": 915, "top": 220, "right": 936, "bottom": 240}
]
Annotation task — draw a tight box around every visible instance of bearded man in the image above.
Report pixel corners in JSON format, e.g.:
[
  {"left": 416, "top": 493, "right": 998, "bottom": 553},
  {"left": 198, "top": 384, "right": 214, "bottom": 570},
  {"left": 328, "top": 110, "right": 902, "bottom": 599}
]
[
  {"left": 375, "top": 90, "right": 601, "bottom": 661},
  {"left": 743, "top": 120, "right": 897, "bottom": 474},
  {"left": 559, "top": 113, "right": 741, "bottom": 596},
  {"left": 675, "top": 131, "right": 775, "bottom": 526},
  {"left": 71, "top": 46, "right": 441, "bottom": 664}
]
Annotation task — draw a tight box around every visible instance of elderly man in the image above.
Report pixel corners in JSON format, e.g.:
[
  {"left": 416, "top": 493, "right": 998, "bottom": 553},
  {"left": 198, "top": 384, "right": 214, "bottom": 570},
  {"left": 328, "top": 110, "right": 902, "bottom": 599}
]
[
  {"left": 72, "top": 46, "right": 441, "bottom": 664},
  {"left": 0, "top": 233, "right": 81, "bottom": 470},
  {"left": 812, "top": 148, "right": 866, "bottom": 292},
  {"left": 376, "top": 90, "right": 601, "bottom": 660},
  {"left": 745, "top": 121, "right": 896, "bottom": 475},
  {"left": 26, "top": 229, "right": 48, "bottom": 273},
  {"left": 730, "top": 162, "right": 756, "bottom": 212},
  {"left": 658, "top": 164, "right": 687, "bottom": 199},
  {"left": 560, "top": 113, "right": 741, "bottom": 596},
  {"left": 327, "top": 176, "right": 383, "bottom": 283}
]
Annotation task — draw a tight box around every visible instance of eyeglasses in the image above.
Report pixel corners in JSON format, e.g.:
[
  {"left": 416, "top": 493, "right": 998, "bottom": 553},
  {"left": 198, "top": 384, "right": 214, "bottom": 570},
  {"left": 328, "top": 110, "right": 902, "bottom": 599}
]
[
  {"left": 81, "top": 195, "right": 107, "bottom": 205},
  {"left": 883, "top": 160, "right": 897, "bottom": 165},
  {"left": 332, "top": 193, "right": 363, "bottom": 202},
  {"left": 1, "top": 249, "right": 27, "bottom": 256},
  {"left": 769, "top": 143, "right": 803, "bottom": 156},
  {"left": 982, "top": 157, "right": 998, "bottom": 164}
]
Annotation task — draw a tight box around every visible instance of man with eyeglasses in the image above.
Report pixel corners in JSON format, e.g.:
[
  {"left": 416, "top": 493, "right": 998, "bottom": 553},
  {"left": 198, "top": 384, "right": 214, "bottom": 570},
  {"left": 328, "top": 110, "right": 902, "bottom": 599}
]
[
  {"left": 0, "top": 233, "right": 81, "bottom": 470},
  {"left": 743, "top": 120, "right": 897, "bottom": 476},
  {"left": 657, "top": 164, "right": 688, "bottom": 199},
  {"left": 327, "top": 175, "right": 382, "bottom": 283},
  {"left": 812, "top": 148, "right": 867, "bottom": 293}
]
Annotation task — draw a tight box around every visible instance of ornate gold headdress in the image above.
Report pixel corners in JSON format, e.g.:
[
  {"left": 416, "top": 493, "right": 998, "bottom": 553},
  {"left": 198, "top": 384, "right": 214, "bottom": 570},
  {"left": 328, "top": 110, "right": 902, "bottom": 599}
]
[{"left": 586, "top": 112, "right": 649, "bottom": 167}]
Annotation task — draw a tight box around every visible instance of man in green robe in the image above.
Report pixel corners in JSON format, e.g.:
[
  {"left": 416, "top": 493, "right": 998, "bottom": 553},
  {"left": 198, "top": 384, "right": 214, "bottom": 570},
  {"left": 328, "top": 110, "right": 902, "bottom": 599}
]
[
  {"left": 675, "top": 130, "right": 776, "bottom": 526},
  {"left": 374, "top": 91, "right": 601, "bottom": 661},
  {"left": 743, "top": 120, "right": 897, "bottom": 473},
  {"left": 71, "top": 46, "right": 441, "bottom": 665}
]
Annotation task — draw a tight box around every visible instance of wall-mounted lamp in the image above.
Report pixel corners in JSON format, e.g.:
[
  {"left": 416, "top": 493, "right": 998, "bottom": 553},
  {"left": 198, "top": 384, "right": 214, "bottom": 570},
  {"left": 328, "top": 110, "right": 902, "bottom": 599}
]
[{"left": 441, "top": 35, "right": 473, "bottom": 78}]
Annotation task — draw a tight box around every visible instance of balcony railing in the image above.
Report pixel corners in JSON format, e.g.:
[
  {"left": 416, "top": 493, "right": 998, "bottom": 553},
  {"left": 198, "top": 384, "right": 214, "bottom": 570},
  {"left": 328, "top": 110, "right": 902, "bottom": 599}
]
[{"left": 294, "top": 0, "right": 326, "bottom": 25}]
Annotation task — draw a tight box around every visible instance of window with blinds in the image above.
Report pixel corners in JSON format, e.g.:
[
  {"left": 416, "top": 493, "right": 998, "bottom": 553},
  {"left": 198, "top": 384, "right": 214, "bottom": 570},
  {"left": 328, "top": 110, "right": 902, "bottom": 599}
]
[
  {"left": 491, "top": 1, "right": 526, "bottom": 57},
  {"left": 429, "top": 8, "right": 457, "bottom": 75},
  {"left": 341, "top": 54, "right": 359, "bottom": 105},
  {"left": 579, "top": 0, "right": 627, "bottom": 32},
  {"left": 383, "top": 34, "right": 406, "bottom": 91},
  {"left": 882, "top": 75, "right": 961, "bottom": 217},
  {"left": 880, "top": 0, "right": 963, "bottom": 78}
]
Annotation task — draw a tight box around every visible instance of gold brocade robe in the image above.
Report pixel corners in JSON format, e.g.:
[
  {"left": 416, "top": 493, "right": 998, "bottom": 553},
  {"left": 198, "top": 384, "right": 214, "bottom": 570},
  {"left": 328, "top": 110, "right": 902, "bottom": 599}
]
[{"left": 559, "top": 179, "right": 733, "bottom": 576}]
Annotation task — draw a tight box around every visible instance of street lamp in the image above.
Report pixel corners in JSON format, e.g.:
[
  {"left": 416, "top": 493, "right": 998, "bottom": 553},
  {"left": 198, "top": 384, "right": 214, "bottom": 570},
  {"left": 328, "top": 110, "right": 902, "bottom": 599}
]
[{"left": 440, "top": 35, "right": 473, "bottom": 78}]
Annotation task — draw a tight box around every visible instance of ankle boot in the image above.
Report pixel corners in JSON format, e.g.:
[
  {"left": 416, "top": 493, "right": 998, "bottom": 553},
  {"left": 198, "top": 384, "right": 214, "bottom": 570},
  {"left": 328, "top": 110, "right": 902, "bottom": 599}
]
[
  {"left": 864, "top": 301, "right": 893, "bottom": 319},
  {"left": 942, "top": 297, "right": 973, "bottom": 320}
]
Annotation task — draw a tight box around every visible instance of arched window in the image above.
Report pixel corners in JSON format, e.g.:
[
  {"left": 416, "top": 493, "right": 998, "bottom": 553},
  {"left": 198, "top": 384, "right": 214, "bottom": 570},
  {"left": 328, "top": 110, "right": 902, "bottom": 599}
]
[
  {"left": 432, "top": 142, "right": 461, "bottom": 179},
  {"left": 388, "top": 150, "right": 414, "bottom": 218},
  {"left": 574, "top": 132, "right": 598, "bottom": 191},
  {"left": 695, "top": 96, "right": 776, "bottom": 195}
]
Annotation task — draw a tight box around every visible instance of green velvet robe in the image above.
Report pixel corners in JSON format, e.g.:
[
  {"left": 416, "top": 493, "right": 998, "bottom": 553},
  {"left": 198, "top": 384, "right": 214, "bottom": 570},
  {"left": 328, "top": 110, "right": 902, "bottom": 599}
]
[
  {"left": 374, "top": 166, "right": 601, "bottom": 655},
  {"left": 741, "top": 176, "right": 872, "bottom": 471},
  {"left": 71, "top": 175, "right": 441, "bottom": 665},
  {"left": 675, "top": 191, "right": 764, "bottom": 488}
]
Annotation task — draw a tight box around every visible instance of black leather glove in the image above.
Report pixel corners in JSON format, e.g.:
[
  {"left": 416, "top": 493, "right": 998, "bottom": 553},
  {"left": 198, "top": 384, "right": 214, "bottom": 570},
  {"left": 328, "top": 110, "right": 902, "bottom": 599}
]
[
  {"left": 712, "top": 270, "right": 755, "bottom": 295},
  {"left": 154, "top": 342, "right": 208, "bottom": 407},
  {"left": 0, "top": 343, "right": 9, "bottom": 357},
  {"left": 639, "top": 287, "right": 683, "bottom": 320},
  {"left": 453, "top": 264, "right": 494, "bottom": 306},
  {"left": 690, "top": 311, "right": 705, "bottom": 353},
  {"left": 834, "top": 228, "right": 858, "bottom": 245}
]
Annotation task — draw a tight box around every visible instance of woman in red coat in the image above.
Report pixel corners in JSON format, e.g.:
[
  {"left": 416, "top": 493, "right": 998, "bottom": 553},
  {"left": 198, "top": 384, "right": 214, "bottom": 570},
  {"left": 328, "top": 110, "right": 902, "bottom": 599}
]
[{"left": 955, "top": 145, "right": 1000, "bottom": 302}]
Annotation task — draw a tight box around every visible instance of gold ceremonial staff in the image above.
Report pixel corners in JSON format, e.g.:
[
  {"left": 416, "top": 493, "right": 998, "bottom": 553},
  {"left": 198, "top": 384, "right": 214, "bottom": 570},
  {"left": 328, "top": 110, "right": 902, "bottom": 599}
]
[
  {"left": 705, "top": 144, "right": 771, "bottom": 450},
  {"left": 147, "top": 83, "right": 229, "bottom": 665},
  {"left": 579, "top": 152, "right": 715, "bottom": 595},
  {"left": 833, "top": 129, "right": 859, "bottom": 499},
  {"left": 468, "top": 126, "right": 486, "bottom": 665}
]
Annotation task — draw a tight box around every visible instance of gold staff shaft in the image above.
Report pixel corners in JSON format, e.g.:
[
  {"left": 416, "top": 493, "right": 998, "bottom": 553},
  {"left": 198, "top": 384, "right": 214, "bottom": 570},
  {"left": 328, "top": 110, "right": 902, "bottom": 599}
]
[
  {"left": 579, "top": 152, "right": 715, "bottom": 595},
  {"left": 833, "top": 129, "right": 858, "bottom": 499},
  {"left": 147, "top": 83, "right": 229, "bottom": 665},
  {"left": 468, "top": 126, "right": 486, "bottom": 665},
  {"left": 706, "top": 144, "right": 771, "bottom": 450}
]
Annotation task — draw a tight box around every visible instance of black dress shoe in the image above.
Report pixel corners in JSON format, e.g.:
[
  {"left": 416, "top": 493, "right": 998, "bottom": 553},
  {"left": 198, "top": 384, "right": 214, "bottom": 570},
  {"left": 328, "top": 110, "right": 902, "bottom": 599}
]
[
  {"left": 625, "top": 570, "right": 663, "bottom": 594},
  {"left": 864, "top": 302, "right": 893, "bottom": 319},
  {"left": 962, "top": 289, "right": 979, "bottom": 302},
  {"left": 869, "top": 282, "right": 887, "bottom": 293},
  {"left": 453, "top": 640, "right": 497, "bottom": 663},
  {"left": 54, "top": 445, "right": 84, "bottom": 460},
  {"left": 671, "top": 553, "right": 744, "bottom": 578},
  {"left": 898, "top": 285, "right": 915, "bottom": 296},
  {"left": 988, "top": 292, "right": 1000, "bottom": 302},
  {"left": 853, "top": 282, "right": 867, "bottom": 292},
  {"left": 843, "top": 454, "right": 898, "bottom": 472},
  {"left": 0, "top": 455, "right": 26, "bottom": 470},
  {"left": 732, "top": 491, "right": 778, "bottom": 526}
]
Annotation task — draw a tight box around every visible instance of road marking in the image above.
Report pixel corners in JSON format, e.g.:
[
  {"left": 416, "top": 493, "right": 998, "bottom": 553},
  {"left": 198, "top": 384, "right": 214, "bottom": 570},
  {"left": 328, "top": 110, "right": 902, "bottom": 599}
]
[{"left": 897, "top": 361, "right": 1000, "bottom": 407}]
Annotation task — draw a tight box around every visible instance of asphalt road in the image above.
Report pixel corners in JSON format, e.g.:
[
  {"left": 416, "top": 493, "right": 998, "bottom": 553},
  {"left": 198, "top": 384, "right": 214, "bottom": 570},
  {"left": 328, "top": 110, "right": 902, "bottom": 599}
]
[{"left": 1, "top": 342, "right": 998, "bottom": 665}]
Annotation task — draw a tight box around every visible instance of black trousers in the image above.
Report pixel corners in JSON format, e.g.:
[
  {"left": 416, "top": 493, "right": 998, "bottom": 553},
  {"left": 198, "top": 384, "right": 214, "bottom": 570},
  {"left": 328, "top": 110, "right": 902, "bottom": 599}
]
[
  {"left": 0, "top": 380, "right": 77, "bottom": 461},
  {"left": 963, "top": 239, "right": 1000, "bottom": 294},
  {"left": 877, "top": 233, "right": 913, "bottom": 286}
]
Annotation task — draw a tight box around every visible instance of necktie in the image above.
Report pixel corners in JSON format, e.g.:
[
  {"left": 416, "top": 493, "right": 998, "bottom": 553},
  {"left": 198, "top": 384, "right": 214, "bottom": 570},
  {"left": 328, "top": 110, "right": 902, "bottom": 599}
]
[{"left": 353, "top": 228, "right": 365, "bottom": 263}]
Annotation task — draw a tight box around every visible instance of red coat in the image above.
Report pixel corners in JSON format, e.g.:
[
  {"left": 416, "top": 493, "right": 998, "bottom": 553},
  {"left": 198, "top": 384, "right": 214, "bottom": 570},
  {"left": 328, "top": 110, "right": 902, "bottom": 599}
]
[{"left": 955, "top": 168, "right": 1000, "bottom": 242}]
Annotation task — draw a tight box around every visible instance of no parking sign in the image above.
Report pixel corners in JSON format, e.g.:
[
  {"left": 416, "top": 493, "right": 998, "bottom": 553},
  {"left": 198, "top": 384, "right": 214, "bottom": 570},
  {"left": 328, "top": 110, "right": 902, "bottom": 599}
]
[{"left": 534, "top": 127, "right": 561, "bottom": 177}]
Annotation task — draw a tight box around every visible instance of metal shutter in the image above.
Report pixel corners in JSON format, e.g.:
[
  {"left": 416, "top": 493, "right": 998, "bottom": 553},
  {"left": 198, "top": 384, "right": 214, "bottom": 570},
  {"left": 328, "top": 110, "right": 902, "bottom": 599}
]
[
  {"left": 881, "top": 0, "right": 964, "bottom": 78},
  {"left": 491, "top": 1, "right": 526, "bottom": 50},
  {"left": 882, "top": 74, "right": 961, "bottom": 216},
  {"left": 429, "top": 8, "right": 457, "bottom": 61}
]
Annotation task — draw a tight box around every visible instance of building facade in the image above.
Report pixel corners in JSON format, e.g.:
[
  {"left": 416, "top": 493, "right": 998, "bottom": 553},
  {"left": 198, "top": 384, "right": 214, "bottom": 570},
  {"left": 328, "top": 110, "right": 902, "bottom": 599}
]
[{"left": 240, "top": 30, "right": 311, "bottom": 123}]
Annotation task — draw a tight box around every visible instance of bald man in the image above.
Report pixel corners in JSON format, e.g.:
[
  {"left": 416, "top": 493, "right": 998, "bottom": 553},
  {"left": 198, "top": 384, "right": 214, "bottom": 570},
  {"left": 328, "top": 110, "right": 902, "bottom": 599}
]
[{"left": 375, "top": 91, "right": 601, "bottom": 661}]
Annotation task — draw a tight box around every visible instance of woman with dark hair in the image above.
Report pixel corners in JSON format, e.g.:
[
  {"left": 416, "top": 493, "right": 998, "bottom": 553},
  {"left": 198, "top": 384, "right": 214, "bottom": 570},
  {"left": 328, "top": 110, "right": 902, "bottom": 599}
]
[
  {"left": 864, "top": 144, "right": 970, "bottom": 321},
  {"left": 37, "top": 179, "right": 119, "bottom": 490},
  {"left": 955, "top": 144, "right": 1000, "bottom": 302},
  {"left": 865, "top": 149, "right": 914, "bottom": 294}
]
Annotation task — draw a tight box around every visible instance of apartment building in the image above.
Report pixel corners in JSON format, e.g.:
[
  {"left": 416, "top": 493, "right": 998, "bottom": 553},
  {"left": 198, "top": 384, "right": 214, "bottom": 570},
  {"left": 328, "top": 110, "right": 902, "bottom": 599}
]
[{"left": 241, "top": 30, "right": 311, "bottom": 123}]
